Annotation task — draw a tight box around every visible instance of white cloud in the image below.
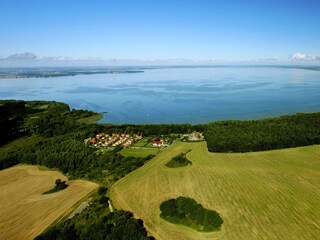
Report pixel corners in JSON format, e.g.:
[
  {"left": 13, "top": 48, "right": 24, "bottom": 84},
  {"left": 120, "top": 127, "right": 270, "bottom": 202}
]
[
  {"left": 291, "top": 52, "right": 320, "bottom": 61},
  {"left": 6, "top": 52, "right": 37, "bottom": 60},
  {"left": 1, "top": 52, "right": 319, "bottom": 67}
]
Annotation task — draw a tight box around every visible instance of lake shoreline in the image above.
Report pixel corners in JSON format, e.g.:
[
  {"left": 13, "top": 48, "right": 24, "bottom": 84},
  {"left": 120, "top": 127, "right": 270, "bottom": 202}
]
[{"left": 1, "top": 66, "right": 320, "bottom": 124}]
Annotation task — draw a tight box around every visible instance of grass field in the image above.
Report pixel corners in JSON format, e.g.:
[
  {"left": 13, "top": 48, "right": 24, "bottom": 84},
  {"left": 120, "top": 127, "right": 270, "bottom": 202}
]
[
  {"left": 119, "top": 148, "right": 160, "bottom": 158},
  {"left": 0, "top": 165, "right": 98, "bottom": 240},
  {"left": 77, "top": 113, "right": 103, "bottom": 124},
  {"left": 132, "top": 138, "right": 153, "bottom": 147},
  {"left": 110, "top": 141, "right": 320, "bottom": 240}
]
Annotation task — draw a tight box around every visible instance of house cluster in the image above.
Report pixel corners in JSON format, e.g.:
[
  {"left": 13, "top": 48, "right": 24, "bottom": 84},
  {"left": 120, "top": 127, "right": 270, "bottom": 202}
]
[{"left": 85, "top": 133, "right": 142, "bottom": 148}]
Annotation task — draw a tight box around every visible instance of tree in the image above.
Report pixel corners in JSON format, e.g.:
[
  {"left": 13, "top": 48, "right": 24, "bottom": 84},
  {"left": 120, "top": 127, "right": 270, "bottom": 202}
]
[{"left": 98, "top": 186, "right": 107, "bottom": 196}]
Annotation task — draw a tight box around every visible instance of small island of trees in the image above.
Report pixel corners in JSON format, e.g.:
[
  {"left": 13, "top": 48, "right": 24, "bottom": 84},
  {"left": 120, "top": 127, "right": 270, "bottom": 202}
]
[
  {"left": 43, "top": 179, "right": 68, "bottom": 194},
  {"left": 160, "top": 197, "right": 223, "bottom": 232},
  {"left": 165, "top": 151, "right": 192, "bottom": 168}
]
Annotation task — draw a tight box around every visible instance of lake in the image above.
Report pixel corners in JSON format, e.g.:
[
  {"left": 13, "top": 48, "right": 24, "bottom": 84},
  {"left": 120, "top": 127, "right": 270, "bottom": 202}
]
[{"left": 1, "top": 66, "right": 320, "bottom": 124}]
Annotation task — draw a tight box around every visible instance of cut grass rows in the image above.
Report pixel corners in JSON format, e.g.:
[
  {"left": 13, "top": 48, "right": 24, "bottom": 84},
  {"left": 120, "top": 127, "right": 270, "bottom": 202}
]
[{"left": 110, "top": 141, "right": 320, "bottom": 240}]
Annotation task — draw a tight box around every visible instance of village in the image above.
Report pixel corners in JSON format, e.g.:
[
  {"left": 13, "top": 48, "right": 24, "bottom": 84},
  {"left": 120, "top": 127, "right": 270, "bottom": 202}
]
[
  {"left": 84, "top": 131, "right": 204, "bottom": 150},
  {"left": 84, "top": 133, "right": 143, "bottom": 148}
]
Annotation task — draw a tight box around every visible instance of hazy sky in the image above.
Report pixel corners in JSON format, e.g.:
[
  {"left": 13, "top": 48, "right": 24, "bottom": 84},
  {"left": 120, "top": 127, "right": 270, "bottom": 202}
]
[{"left": 1, "top": 0, "right": 320, "bottom": 64}]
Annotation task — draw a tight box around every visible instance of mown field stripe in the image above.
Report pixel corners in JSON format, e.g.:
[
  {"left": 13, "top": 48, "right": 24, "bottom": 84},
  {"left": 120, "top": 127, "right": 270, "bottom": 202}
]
[{"left": 110, "top": 142, "right": 320, "bottom": 240}]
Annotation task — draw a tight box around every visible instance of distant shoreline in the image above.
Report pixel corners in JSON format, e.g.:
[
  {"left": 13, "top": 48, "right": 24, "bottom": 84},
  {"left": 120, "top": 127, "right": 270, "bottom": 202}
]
[
  {"left": 0, "top": 65, "right": 319, "bottom": 79},
  {"left": 0, "top": 69, "right": 144, "bottom": 79}
]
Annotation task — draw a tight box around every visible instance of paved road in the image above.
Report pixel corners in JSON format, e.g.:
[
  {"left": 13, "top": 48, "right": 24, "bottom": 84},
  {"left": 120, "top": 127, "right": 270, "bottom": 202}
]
[
  {"left": 108, "top": 200, "right": 114, "bottom": 212},
  {"left": 68, "top": 202, "right": 90, "bottom": 219}
]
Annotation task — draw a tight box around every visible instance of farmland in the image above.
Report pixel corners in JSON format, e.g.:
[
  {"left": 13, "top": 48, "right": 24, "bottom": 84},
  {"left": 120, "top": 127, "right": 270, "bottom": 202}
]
[
  {"left": 0, "top": 165, "right": 98, "bottom": 240},
  {"left": 110, "top": 141, "right": 320, "bottom": 240}
]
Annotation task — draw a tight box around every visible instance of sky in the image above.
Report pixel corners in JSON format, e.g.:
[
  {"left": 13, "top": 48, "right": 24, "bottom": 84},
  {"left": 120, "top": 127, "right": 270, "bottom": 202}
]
[{"left": 0, "top": 0, "right": 320, "bottom": 65}]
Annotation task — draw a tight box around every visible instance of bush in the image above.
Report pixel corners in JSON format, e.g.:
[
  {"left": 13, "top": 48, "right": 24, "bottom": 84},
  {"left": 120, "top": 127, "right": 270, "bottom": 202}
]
[
  {"left": 98, "top": 186, "right": 108, "bottom": 196},
  {"left": 43, "top": 179, "right": 68, "bottom": 194}
]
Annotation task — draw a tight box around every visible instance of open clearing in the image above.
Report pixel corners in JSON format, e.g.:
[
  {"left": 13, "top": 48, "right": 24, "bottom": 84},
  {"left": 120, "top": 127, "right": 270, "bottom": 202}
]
[
  {"left": 0, "top": 165, "right": 98, "bottom": 240},
  {"left": 110, "top": 141, "right": 320, "bottom": 240},
  {"left": 119, "top": 148, "right": 160, "bottom": 158},
  {"left": 77, "top": 113, "right": 103, "bottom": 124}
]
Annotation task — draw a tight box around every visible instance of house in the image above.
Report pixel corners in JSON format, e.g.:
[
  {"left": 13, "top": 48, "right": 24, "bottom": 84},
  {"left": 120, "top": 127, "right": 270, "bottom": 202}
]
[
  {"left": 152, "top": 140, "right": 163, "bottom": 147},
  {"left": 188, "top": 131, "right": 203, "bottom": 141}
]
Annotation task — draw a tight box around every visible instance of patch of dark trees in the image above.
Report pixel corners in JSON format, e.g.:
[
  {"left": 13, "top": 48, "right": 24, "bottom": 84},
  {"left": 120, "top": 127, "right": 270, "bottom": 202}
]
[
  {"left": 97, "top": 186, "right": 109, "bottom": 205},
  {"left": 0, "top": 100, "right": 41, "bottom": 146},
  {"left": 43, "top": 179, "right": 68, "bottom": 194},
  {"left": 160, "top": 197, "right": 223, "bottom": 232},
  {"left": 165, "top": 151, "right": 192, "bottom": 168}
]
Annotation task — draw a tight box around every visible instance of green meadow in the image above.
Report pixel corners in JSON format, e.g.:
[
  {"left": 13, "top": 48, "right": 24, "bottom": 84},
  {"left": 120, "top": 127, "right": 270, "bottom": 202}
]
[
  {"left": 119, "top": 148, "right": 160, "bottom": 158},
  {"left": 110, "top": 141, "right": 320, "bottom": 240}
]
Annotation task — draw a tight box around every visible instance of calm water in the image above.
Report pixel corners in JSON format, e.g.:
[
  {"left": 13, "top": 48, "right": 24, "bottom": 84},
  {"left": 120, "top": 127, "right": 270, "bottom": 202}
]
[{"left": 1, "top": 67, "right": 320, "bottom": 124}]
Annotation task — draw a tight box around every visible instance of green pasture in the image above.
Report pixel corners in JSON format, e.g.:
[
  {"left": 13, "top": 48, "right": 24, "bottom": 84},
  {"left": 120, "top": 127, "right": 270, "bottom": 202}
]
[{"left": 110, "top": 141, "right": 320, "bottom": 240}]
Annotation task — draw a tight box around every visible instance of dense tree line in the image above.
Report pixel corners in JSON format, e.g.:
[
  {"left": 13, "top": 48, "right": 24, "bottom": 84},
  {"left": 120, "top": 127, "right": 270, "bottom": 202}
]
[
  {"left": 204, "top": 113, "right": 320, "bottom": 152},
  {"left": 0, "top": 100, "right": 39, "bottom": 146},
  {"left": 160, "top": 197, "right": 223, "bottom": 231},
  {"left": 101, "top": 123, "right": 204, "bottom": 137}
]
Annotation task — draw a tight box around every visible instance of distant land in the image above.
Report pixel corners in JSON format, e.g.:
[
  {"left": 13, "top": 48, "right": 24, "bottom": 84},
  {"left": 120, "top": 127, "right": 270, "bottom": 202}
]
[
  {"left": 0, "top": 65, "right": 319, "bottom": 79},
  {"left": 0, "top": 67, "right": 144, "bottom": 79}
]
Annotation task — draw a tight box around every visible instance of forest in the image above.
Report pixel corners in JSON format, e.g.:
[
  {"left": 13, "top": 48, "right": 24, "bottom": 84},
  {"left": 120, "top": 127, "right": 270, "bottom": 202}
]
[{"left": 204, "top": 113, "right": 320, "bottom": 152}]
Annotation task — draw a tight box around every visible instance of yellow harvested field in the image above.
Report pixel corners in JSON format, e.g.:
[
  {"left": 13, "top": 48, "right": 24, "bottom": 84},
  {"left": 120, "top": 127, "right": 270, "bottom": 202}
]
[
  {"left": 110, "top": 141, "right": 320, "bottom": 240},
  {"left": 0, "top": 165, "right": 98, "bottom": 240}
]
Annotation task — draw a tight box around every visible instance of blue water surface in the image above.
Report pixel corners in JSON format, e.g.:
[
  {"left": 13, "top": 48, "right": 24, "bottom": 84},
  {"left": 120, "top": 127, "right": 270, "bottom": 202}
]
[{"left": 1, "top": 67, "right": 320, "bottom": 124}]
